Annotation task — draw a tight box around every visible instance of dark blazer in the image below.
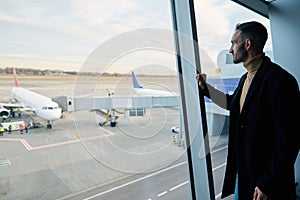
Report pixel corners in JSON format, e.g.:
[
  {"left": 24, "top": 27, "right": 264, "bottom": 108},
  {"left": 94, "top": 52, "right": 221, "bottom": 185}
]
[{"left": 203, "top": 56, "right": 300, "bottom": 199}]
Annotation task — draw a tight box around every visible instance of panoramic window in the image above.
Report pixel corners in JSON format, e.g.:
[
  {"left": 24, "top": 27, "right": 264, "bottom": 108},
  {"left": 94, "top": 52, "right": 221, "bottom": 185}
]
[
  {"left": 0, "top": 0, "right": 272, "bottom": 200},
  {"left": 0, "top": 1, "right": 188, "bottom": 200}
]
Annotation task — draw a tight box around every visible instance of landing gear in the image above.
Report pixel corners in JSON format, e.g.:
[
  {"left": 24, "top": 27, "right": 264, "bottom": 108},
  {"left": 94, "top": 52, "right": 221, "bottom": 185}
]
[
  {"left": 98, "top": 90, "right": 123, "bottom": 128},
  {"left": 110, "top": 120, "right": 116, "bottom": 127},
  {"left": 47, "top": 120, "right": 52, "bottom": 129},
  {"left": 99, "top": 110, "right": 119, "bottom": 127}
]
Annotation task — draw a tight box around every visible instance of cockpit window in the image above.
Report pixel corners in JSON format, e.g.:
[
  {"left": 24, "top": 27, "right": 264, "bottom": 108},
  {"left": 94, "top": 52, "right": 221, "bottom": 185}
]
[{"left": 42, "top": 106, "right": 58, "bottom": 110}]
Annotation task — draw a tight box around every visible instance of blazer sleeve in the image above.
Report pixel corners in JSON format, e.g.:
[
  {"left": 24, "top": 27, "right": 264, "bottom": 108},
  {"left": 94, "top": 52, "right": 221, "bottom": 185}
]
[
  {"left": 257, "top": 73, "right": 300, "bottom": 195},
  {"left": 199, "top": 82, "right": 233, "bottom": 110}
]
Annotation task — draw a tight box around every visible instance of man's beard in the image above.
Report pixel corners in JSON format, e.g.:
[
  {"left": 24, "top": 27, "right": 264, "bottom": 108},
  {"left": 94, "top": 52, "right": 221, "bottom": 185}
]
[{"left": 233, "top": 46, "right": 247, "bottom": 64}]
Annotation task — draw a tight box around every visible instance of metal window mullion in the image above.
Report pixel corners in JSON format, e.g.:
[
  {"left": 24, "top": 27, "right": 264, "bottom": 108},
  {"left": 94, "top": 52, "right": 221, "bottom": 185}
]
[
  {"left": 170, "top": 0, "right": 215, "bottom": 199},
  {"left": 189, "top": 0, "right": 215, "bottom": 199}
]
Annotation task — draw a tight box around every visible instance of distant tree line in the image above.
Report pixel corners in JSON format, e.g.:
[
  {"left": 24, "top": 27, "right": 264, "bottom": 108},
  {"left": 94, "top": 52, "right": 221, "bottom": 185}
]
[
  {"left": 0, "top": 67, "right": 127, "bottom": 77},
  {"left": 0, "top": 67, "right": 175, "bottom": 77},
  {"left": 0, "top": 67, "right": 77, "bottom": 75}
]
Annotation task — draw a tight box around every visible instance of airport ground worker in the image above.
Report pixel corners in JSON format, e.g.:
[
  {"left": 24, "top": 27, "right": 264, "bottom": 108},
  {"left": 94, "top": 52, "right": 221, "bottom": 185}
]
[
  {"left": 9, "top": 108, "right": 14, "bottom": 118},
  {"left": 196, "top": 21, "right": 299, "bottom": 200},
  {"left": 2, "top": 115, "right": 8, "bottom": 122},
  {"left": 0, "top": 124, "right": 4, "bottom": 136},
  {"left": 25, "top": 122, "right": 29, "bottom": 133},
  {"left": 19, "top": 124, "right": 24, "bottom": 134},
  {"left": 17, "top": 109, "right": 22, "bottom": 118},
  {"left": 8, "top": 124, "right": 12, "bottom": 134}
]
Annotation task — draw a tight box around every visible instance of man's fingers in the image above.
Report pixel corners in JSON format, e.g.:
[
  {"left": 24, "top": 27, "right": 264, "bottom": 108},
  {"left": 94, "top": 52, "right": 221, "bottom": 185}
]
[
  {"left": 196, "top": 73, "right": 207, "bottom": 89},
  {"left": 253, "top": 187, "right": 258, "bottom": 200},
  {"left": 196, "top": 73, "right": 206, "bottom": 80},
  {"left": 253, "top": 187, "right": 269, "bottom": 200},
  {"left": 201, "top": 74, "right": 207, "bottom": 81}
]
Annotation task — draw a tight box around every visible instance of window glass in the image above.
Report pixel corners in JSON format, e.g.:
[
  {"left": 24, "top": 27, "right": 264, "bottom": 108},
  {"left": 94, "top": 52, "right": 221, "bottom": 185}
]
[{"left": 0, "top": 1, "right": 190, "bottom": 200}]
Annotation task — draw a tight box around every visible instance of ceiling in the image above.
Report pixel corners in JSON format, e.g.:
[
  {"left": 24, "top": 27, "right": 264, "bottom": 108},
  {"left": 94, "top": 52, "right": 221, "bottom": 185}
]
[{"left": 231, "top": 0, "right": 274, "bottom": 18}]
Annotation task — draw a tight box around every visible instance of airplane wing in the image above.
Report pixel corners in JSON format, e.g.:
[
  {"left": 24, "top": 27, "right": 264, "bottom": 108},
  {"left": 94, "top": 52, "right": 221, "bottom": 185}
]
[
  {"left": 0, "top": 102, "right": 34, "bottom": 113},
  {"left": 0, "top": 102, "right": 21, "bottom": 117},
  {"left": 0, "top": 102, "right": 23, "bottom": 109}
]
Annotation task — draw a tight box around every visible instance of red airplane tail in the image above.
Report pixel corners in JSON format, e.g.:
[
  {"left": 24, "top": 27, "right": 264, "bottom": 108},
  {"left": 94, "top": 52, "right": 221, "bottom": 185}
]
[{"left": 13, "top": 68, "right": 19, "bottom": 87}]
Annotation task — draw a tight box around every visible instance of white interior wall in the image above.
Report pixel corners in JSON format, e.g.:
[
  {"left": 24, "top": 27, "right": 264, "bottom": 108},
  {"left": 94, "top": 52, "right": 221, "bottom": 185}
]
[
  {"left": 269, "top": 0, "right": 300, "bottom": 85},
  {"left": 268, "top": 0, "right": 300, "bottom": 194}
]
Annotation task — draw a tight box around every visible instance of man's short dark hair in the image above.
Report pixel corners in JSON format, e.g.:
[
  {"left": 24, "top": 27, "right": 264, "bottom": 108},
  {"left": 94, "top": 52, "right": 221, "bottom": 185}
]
[{"left": 235, "top": 21, "right": 268, "bottom": 50}]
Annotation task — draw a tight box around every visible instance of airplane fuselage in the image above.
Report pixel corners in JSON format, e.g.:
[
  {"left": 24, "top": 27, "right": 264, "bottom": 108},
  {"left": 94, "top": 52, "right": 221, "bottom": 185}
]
[
  {"left": 12, "top": 87, "right": 62, "bottom": 121},
  {"left": 133, "top": 88, "right": 177, "bottom": 97}
]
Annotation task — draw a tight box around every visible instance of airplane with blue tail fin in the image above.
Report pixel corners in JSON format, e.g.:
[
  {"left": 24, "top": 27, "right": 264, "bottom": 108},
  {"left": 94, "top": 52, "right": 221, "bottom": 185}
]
[{"left": 131, "top": 71, "right": 178, "bottom": 97}]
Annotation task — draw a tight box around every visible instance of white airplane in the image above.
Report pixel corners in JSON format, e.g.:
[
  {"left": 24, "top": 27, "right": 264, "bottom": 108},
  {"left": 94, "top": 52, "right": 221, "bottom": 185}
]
[
  {"left": 131, "top": 71, "right": 178, "bottom": 97},
  {"left": 131, "top": 70, "right": 183, "bottom": 133},
  {"left": 98, "top": 71, "right": 179, "bottom": 127},
  {"left": 4, "top": 68, "right": 63, "bottom": 129}
]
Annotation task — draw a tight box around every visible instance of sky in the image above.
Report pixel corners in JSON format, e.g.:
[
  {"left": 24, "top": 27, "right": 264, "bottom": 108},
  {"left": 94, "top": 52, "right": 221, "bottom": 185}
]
[{"left": 0, "top": 0, "right": 272, "bottom": 75}]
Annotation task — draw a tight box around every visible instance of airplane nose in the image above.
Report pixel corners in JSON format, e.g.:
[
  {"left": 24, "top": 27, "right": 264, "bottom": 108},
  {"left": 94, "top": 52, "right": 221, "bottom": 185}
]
[{"left": 57, "top": 108, "right": 63, "bottom": 118}]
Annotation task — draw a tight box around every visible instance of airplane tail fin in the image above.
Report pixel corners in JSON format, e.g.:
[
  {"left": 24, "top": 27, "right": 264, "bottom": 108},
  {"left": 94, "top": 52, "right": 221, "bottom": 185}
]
[
  {"left": 131, "top": 71, "right": 143, "bottom": 88},
  {"left": 13, "top": 68, "right": 19, "bottom": 87}
]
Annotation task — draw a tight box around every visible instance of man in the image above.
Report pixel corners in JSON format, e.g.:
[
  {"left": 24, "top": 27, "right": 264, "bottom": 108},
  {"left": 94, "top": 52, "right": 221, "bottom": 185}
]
[
  {"left": 25, "top": 122, "right": 29, "bottom": 133},
  {"left": 18, "top": 109, "right": 22, "bottom": 118},
  {"left": 196, "top": 21, "right": 299, "bottom": 199},
  {"left": 8, "top": 124, "right": 12, "bottom": 134},
  {"left": 0, "top": 124, "right": 4, "bottom": 136},
  {"left": 19, "top": 123, "right": 24, "bottom": 134}
]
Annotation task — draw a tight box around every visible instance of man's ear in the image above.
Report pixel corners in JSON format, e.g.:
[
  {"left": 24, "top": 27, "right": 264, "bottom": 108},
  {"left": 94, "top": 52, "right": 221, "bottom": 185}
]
[{"left": 244, "top": 38, "right": 251, "bottom": 50}]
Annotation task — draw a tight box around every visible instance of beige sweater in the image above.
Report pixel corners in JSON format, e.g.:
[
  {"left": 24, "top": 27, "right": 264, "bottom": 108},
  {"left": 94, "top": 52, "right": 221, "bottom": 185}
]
[{"left": 240, "top": 53, "right": 264, "bottom": 112}]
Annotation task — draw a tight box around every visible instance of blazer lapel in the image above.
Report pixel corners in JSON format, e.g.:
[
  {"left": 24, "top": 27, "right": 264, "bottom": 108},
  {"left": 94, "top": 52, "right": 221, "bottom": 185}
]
[
  {"left": 241, "top": 60, "right": 266, "bottom": 113},
  {"left": 242, "top": 75, "right": 262, "bottom": 112},
  {"left": 230, "top": 74, "right": 246, "bottom": 109}
]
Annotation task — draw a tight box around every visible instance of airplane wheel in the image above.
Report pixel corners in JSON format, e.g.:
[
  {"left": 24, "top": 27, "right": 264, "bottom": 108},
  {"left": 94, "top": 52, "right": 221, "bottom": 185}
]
[{"left": 110, "top": 121, "right": 116, "bottom": 127}]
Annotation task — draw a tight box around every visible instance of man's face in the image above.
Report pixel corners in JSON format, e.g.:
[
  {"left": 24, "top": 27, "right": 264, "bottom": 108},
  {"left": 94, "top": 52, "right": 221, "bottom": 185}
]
[{"left": 229, "top": 29, "right": 248, "bottom": 64}]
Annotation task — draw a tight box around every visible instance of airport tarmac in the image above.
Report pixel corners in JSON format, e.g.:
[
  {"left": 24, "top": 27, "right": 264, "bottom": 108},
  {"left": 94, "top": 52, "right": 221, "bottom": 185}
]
[{"left": 0, "top": 75, "right": 232, "bottom": 200}]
